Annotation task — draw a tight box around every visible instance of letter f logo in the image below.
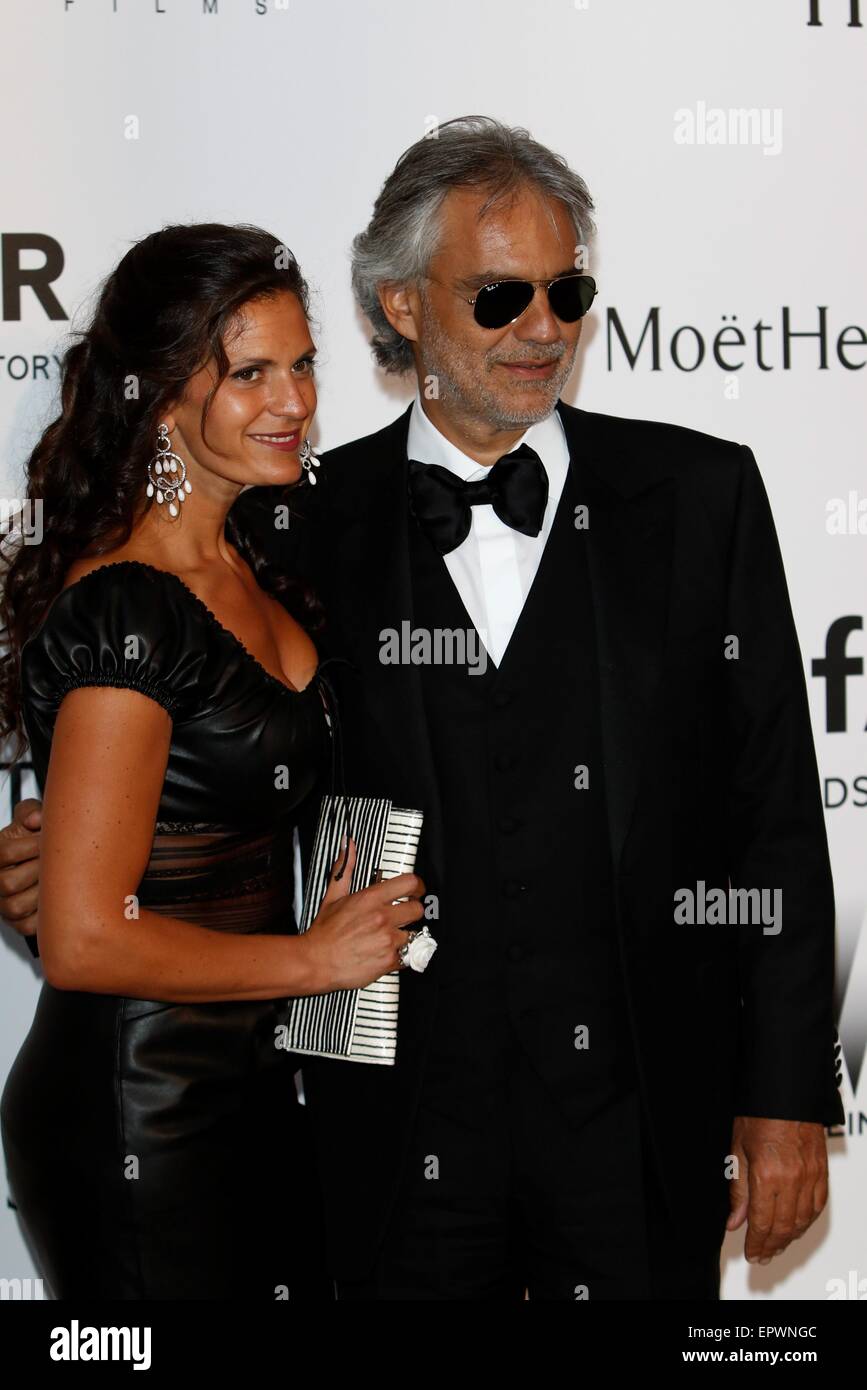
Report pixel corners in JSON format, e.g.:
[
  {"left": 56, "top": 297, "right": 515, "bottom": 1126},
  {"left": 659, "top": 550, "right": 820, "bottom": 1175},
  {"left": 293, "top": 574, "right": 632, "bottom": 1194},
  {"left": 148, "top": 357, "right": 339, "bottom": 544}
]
[{"left": 812, "top": 617, "right": 863, "bottom": 732}]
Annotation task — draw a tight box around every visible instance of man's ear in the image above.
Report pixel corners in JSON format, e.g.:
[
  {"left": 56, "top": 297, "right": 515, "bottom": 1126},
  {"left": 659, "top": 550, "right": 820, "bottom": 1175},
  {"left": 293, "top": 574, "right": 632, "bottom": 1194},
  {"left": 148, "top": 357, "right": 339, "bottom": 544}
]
[{"left": 377, "top": 282, "right": 421, "bottom": 348}]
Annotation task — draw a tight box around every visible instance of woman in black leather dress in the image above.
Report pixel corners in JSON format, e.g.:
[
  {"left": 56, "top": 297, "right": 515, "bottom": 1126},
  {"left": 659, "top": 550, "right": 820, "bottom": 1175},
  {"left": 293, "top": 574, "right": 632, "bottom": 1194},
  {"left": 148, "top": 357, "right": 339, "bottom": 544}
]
[{"left": 0, "top": 224, "right": 423, "bottom": 1299}]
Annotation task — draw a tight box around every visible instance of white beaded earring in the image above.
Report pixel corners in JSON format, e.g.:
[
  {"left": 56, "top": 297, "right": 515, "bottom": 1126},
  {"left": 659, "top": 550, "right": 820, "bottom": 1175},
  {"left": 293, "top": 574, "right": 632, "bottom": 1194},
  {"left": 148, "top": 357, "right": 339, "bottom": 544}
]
[
  {"left": 299, "top": 437, "right": 321, "bottom": 485},
  {"left": 146, "top": 423, "right": 192, "bottom": 517}
]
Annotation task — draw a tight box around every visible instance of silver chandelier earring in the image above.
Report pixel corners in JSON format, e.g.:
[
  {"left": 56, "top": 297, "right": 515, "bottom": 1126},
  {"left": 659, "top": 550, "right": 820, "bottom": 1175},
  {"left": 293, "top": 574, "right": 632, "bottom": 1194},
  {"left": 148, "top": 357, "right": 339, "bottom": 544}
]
[
  {"left": 146, "top": 423, "right": 192, "bottom": 518},
  {"left": 299, "top": 437, "right": 321, "bottom": 486}
]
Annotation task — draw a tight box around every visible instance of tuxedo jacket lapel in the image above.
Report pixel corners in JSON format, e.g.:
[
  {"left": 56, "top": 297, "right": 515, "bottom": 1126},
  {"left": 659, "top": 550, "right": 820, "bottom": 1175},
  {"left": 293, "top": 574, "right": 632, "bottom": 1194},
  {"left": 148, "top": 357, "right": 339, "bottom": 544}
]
[
  {"left": 326, "top": 404, "right": 447, "bottom": 894},
  {"left": 557, "top": 401, "right": 676, "bottom": 873}
]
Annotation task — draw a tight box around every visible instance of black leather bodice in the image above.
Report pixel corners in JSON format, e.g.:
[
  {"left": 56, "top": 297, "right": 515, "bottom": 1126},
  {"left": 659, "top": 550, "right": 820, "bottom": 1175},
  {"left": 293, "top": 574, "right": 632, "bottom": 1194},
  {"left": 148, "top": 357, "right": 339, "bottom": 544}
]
[{"left": 21, "top": 559, "right": 331, "bottom": 834}]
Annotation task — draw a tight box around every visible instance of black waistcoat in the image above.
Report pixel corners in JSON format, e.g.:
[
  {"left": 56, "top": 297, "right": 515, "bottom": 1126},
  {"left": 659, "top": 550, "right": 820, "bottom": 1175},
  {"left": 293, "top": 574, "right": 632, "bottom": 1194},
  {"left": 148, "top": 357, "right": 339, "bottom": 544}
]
[{"left": 407, "top": 466, "right": 638, "bottom": 1129}]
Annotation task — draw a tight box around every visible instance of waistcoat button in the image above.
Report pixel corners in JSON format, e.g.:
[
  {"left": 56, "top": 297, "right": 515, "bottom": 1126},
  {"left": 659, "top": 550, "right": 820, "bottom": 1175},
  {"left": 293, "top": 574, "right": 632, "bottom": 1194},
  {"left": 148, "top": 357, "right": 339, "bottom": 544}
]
[{"left": 502, "top": 879, "right": 526, "bottom": 899}]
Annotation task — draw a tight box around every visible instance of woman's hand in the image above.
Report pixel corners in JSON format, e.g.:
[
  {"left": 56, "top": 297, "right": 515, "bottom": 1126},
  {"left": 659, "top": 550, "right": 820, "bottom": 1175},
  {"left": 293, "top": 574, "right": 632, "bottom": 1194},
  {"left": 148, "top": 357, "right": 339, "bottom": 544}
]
[
  {"left": 301, "top": 837, "right": 426, "bottom": 992},
  {"left": 0, "top": 798, "right": 43, "bottom": 936}
]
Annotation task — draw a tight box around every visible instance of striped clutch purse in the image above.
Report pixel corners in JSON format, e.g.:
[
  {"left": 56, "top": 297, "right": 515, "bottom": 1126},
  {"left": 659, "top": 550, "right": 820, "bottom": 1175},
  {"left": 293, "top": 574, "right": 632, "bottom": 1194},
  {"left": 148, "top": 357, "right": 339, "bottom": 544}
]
[{"left": 285, "top": 796, "right": 426, "bottom": 1065}]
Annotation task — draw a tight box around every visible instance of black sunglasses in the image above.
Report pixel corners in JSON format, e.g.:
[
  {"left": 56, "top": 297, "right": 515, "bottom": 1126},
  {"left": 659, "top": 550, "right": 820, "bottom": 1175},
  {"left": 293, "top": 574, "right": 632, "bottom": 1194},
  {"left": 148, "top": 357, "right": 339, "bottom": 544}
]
[{"left": 427, "top": 272, "right": 596, "bottom": 330}]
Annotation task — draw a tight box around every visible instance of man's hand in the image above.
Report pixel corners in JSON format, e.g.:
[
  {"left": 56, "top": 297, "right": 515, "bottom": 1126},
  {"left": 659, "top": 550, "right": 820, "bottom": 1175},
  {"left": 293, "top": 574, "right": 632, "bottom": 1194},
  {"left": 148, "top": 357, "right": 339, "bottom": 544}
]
[
  {"left": 0, "top": 798, "right": 43, "bottom": 937},
  {"left": 727, "top": 1115, "right": 829, "bottom": 1264}
]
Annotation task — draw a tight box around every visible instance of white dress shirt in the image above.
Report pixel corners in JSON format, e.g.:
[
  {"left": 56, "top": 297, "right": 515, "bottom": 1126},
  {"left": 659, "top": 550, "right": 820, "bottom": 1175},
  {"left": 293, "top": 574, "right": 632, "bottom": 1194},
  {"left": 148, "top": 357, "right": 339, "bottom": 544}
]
[{"left": 407, "top": 388, "right": 571, "bottom": 666}]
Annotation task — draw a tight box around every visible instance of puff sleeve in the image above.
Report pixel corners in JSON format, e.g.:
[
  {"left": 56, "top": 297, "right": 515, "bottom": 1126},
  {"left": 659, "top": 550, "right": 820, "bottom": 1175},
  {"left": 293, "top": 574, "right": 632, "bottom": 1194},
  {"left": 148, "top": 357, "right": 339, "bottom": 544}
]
[{"left": 21, "top": 564, "right": 204, "bottom": 763}]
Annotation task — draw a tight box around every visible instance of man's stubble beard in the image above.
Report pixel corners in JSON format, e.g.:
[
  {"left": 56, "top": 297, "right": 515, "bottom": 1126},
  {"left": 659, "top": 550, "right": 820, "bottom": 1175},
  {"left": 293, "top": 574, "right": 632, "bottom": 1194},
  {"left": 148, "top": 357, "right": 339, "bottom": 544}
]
[{"left": 417, "top": 294, "right": 578, "bottom": 433}]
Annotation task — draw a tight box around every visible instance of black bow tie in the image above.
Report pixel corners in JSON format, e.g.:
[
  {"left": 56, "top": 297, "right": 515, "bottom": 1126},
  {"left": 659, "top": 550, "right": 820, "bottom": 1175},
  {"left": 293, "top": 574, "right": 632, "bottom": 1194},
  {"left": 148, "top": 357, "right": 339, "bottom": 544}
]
[{"left": 407, "top": 443, "right": 549, "bottom": 556}]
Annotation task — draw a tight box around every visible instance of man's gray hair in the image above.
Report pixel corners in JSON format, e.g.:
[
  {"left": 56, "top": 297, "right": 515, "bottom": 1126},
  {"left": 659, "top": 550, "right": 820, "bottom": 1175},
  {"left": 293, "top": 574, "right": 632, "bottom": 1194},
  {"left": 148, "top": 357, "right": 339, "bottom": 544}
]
[{"left": 350, "top": 115, "right": 596, "bottom": 375}]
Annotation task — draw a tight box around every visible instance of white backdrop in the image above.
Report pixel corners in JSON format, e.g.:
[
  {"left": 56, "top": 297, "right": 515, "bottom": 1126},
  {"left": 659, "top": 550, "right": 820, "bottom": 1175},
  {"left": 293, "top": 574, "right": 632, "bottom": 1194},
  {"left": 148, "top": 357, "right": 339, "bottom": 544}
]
[{"left": 0, "top": 0, "right": 864, "bottom": 1300}]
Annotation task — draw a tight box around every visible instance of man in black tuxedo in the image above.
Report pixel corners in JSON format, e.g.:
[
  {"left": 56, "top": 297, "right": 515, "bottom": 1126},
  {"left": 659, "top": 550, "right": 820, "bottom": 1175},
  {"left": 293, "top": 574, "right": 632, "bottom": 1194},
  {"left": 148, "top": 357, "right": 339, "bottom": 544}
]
[
  {"left": 0, "top": 116, "right": 843, "bottom": 1299},
  {"left": 239, "top": 116, "right": 842, "bottom": 1299}
]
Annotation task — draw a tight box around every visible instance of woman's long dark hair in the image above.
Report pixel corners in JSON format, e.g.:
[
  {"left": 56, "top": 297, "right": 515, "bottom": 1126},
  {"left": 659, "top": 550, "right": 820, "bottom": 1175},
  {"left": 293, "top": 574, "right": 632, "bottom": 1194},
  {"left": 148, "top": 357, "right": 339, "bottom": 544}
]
[{"left": 0, "top": 222, "right": 322, "bottom": 761}]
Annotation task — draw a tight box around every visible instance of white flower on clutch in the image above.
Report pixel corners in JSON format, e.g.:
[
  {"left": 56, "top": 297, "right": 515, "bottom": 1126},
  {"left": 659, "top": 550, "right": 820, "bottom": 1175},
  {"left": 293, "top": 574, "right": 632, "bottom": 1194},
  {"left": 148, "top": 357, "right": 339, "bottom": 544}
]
[{"left": 405, "top": 926, "right": 437, "bottom": 972}]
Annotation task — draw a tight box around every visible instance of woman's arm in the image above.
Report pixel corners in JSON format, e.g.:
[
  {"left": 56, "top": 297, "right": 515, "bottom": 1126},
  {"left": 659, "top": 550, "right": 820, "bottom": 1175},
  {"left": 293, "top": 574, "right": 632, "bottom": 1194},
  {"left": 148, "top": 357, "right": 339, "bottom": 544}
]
[{"left": 38, "top": 686, "right": 419, "bottom": 1001}]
